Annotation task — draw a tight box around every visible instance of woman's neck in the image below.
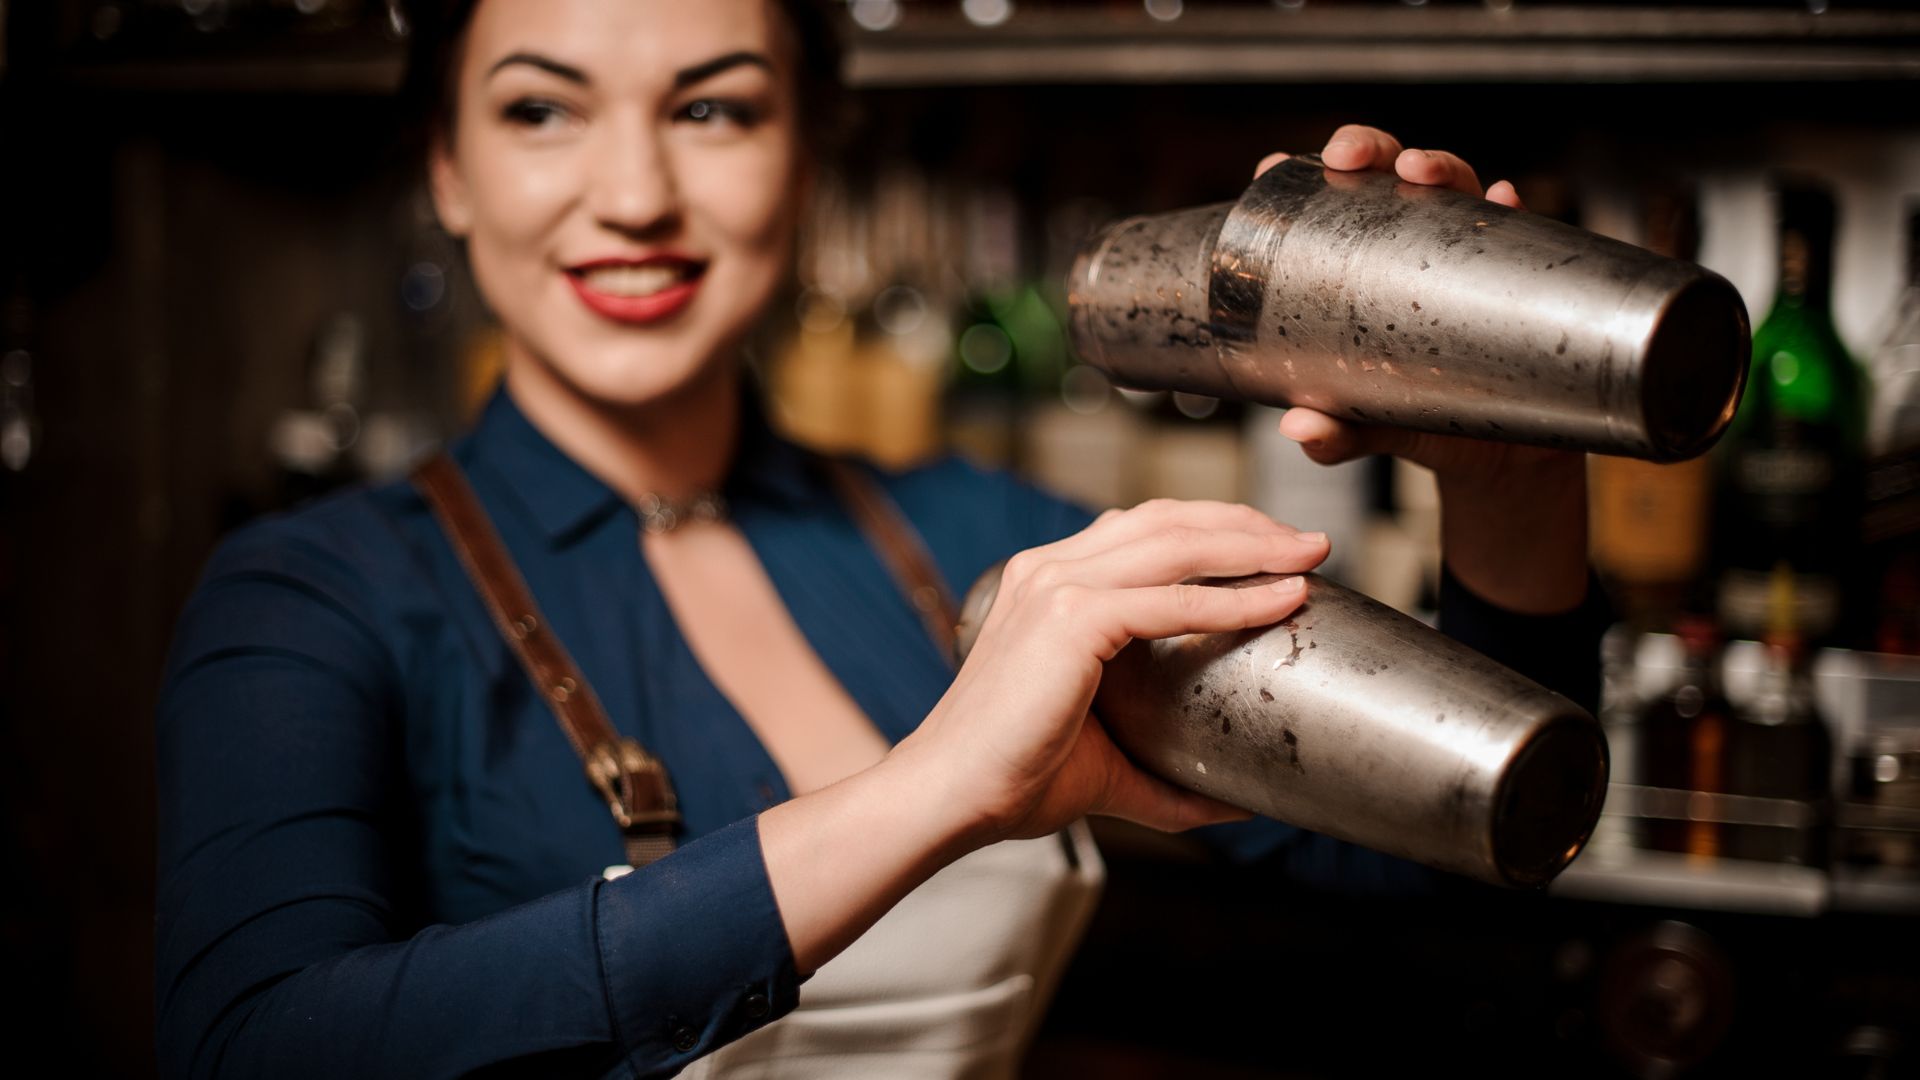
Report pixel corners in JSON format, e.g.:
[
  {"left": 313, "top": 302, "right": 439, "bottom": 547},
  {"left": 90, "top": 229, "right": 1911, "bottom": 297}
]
[{"left": 502, "top": 348, "right": 740, "bottom": 505}]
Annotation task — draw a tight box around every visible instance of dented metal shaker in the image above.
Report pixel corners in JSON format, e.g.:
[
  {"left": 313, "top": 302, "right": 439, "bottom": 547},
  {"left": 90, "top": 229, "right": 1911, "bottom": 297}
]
[
  {"left": 956, "top": 566, "right": 1610, "bottom": 888},
  {"left": 1068, "top": 154, "right": 1750, "bottom": 462}
]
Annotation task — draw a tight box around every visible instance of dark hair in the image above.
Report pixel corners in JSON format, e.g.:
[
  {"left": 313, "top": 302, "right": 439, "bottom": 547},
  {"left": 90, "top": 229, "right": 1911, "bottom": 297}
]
[{"left": 401, "top": 0, "right": 846, "bottom": 152}]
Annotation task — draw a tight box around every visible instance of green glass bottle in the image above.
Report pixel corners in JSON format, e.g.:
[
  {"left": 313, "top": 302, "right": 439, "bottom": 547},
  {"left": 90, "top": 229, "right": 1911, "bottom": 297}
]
[{"left": 1713, "top": 182, "right": 1867, "bottom": 646}]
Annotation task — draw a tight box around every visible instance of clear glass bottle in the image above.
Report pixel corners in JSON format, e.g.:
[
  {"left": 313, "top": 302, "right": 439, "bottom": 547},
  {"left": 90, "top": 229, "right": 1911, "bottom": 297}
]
[
  {"left": 1864, "top": 198, "right": 1920, "bottom": 654},
  {"left": 1867, "top": 199, "right": 1920, "bottom": 457}
]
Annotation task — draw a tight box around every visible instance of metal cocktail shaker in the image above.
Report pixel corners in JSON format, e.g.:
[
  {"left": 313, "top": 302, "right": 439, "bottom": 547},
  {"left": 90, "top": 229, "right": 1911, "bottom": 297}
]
[
  {"left": 956, "top": 566, "right": 1610, "bottom": 888},
  {"left": 1068, "top": 154, "right": 1750, "bottom": 462}
]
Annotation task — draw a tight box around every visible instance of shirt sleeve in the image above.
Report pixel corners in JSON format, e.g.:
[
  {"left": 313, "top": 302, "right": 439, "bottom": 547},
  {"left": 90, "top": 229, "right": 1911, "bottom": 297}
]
[
  {"left": 1434, "top": 563, "right": 1613, "bottom": 716},
  {"left": 154, "top": 519, "right": 800, "bottom": 1080}
]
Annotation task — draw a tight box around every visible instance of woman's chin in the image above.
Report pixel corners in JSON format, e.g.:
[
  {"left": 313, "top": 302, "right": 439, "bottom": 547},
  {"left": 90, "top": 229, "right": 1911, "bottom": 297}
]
[{"left": 534, "top": 348, "right": 732, "bottom": 415}]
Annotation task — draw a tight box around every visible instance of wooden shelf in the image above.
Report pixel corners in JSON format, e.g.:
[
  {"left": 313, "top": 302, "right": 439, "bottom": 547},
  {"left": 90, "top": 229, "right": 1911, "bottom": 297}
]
[
  {"left": 32, "top": 6, "right": 1920, "bottom": 94},
  {"left": 842, "top": 6, "right": 1920, "bottom": 86}
]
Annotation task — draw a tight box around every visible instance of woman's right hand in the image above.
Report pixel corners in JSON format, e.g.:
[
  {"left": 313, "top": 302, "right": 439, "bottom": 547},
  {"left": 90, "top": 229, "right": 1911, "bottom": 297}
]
[
  {"left": 893, "top": 499, "right": 1331, "bottom": 845},
  {"left": 762, "top": 498, "right": 1327, "bottom": 974}
]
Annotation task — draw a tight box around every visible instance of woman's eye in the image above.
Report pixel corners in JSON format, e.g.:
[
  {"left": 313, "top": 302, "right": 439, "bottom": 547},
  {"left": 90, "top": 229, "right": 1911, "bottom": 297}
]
[
  {"left": 501, "top": 98, "right": 570, "bottom": 129},
  {"left": 678, "top": 98, "right": 761, "bottom": 129}
]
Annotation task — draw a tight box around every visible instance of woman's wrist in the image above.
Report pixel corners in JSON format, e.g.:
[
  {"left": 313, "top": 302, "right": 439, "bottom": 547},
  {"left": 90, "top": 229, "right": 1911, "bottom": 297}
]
[
  {"left": 758, "top": 736, "right": 987, "bottom": 974},
  {"left": 877, "top": 729, "right": 1009, "bottom": 856}
]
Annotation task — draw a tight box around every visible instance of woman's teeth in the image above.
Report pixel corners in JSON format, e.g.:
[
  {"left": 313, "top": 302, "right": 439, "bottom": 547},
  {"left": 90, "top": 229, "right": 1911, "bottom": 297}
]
[{"left": 577, "top": 264, "right": 694, "bottom": 297}]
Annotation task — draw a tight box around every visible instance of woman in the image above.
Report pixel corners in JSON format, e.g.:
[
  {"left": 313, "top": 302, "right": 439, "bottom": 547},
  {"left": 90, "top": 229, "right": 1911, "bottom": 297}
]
[{"left": 154, "top": 1, "right": 1602, "bottom": 1077}]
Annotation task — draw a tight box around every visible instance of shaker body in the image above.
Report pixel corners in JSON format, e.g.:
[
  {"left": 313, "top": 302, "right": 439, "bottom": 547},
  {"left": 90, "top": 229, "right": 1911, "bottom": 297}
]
[
  {"left": 1069, "top": 155, "right": 1749, "bottom": 462},
  {"left": 956, "top": 567, "right": 1610, "bottom": 888}
]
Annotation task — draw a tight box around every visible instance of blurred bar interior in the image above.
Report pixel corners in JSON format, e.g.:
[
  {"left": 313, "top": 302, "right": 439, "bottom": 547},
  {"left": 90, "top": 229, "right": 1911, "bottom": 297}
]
[{"left": 4, "top": 1, "right": 1920, "bottom": 1076}]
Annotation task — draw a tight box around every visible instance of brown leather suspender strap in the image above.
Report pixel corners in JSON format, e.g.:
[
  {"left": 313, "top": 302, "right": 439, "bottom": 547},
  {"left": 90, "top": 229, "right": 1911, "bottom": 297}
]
[
  {"left": 818, "top": 458, "right": 962, "bottom": 665},
  {"left": 413, "top": 453, "right": 680, "bottom": 870},
  {"left": 412, "top": 450, "right": 959, "bottom": 870}
]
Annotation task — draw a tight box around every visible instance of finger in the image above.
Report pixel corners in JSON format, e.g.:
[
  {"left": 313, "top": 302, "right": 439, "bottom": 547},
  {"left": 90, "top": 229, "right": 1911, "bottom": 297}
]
[
  {"left": 1100, "top": 759, "right": 1255, "bottom": 832},
  {"left": 1486, "top": 178, "right": 1526, "bottom": 210},
  {"left": 1074, "top": 720, "right": 1253, "bottom": 832},
  {"left": 1395, "top": 148, "right": 1483, "bottom": 197},
  {"left": 1049, "top": 526, "right": 1330, "bottom": 591},
  {"left": 1321, "top": 124, "right": 1404, "bottom": 172},
  {"left": 1278, "top": 407, "right": 1421, "bottom": 465},
  {"left": 1095, "top": 575, "right": 1309, "bottom": 650},
  {"left": 1022, "top": 499, "right": 1298, "bottom": 570},
  {"left": 1254, "top": 151, "right": 1291, "bottom": 179}
]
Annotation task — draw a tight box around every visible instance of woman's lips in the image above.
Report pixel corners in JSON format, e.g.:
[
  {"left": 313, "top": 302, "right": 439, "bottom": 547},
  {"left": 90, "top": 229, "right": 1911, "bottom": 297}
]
[{"left": 564, "top": 260, "right": 706, "bottom": 325}]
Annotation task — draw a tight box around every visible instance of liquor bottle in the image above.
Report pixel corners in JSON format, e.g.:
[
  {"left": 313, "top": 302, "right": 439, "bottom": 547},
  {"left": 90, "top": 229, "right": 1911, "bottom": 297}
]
[
  {"left": 1637, "top": 615, "right": 1736, "bottom": 861},
  {"left": 1725, "top": 566, "right": 1833, "bottom": 866},
  {"left": 946, "top": 279, "right": 1063, "bottom": 469},
  {"left": 1867, "top": 199, "right": 1920, "bottom": 457},
  {"left": 1712, "top": 182, "right": 1866, "bottom": 646},
  {"left": 1589, "top": 189, "right": 1715, "bottom": 628},
  {"left": 1864, "top": 199, "right": 1920, "bottom": 654},
  {"left": 945, "top": 185, "right": 1044, "bottom": 469}
]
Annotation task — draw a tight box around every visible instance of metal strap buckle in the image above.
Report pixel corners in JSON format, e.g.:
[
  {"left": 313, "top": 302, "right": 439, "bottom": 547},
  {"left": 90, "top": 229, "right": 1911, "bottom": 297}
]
[{"left": 585, "top": 739, "right": 680, "bottom": 831}]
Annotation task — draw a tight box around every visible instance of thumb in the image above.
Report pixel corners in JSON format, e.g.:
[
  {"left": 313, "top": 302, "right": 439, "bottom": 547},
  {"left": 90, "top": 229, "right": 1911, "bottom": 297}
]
[
  {"left": 1099, "top": 761, "right": 1254, "bottom": 832},
  {"left": 1086, "top": 721, "right": 1253, "bottom": 832}
]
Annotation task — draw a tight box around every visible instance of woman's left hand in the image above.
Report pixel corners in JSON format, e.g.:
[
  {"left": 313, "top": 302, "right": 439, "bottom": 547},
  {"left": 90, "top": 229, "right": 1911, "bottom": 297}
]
[{"left": 1252, "top": 125, "right": 1590, "bottom": 616}]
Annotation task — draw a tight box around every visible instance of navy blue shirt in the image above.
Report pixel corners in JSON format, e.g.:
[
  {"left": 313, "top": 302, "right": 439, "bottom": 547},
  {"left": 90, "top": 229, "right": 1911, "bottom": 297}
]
[{"left": 155, "top": 388, "right": 1606, "bottom": 1079}]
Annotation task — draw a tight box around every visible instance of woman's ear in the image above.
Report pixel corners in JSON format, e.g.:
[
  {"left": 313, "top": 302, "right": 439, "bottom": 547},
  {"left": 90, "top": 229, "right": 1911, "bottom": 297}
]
[{"left": 428, "top": 132, "right": 473, "bottom": 239}]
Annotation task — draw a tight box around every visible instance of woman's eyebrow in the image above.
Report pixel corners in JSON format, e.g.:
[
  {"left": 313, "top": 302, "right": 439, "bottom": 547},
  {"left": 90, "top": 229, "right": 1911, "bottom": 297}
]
[
  {"left": 673, "top": 50, "right": 773, "bottom": 89},
  {"left": 487, "top": 52, "right": 590, "bottom": 85}
]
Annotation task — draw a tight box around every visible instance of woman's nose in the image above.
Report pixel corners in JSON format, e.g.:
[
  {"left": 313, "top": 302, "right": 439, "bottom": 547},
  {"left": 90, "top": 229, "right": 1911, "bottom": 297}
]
[{"left": 586, "top": 123, "right": 680, "bottom": 237}]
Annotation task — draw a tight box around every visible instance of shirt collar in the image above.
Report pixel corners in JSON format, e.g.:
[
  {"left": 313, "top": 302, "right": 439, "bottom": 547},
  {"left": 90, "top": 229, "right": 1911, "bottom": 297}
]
[{"left": 465, "top": 384, "right": 828, "bottom": 546}]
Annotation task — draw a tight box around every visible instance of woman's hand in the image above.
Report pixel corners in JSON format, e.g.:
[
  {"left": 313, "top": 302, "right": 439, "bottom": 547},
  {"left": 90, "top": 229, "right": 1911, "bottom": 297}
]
[
  {"left": 761, "top": 500, "right": 1328, "bottom": 974},
  {"left": 896, "top": 499, "right": 1331, "bottom": 844},
  {"left": 1254, "top": 125, "right": 1590, "bottom": 616}
]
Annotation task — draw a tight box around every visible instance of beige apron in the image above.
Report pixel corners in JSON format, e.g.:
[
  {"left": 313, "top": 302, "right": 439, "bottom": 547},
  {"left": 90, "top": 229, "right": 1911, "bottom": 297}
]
[{"left": 680, "top": 821, "right": 1105, "bottom": 1080}]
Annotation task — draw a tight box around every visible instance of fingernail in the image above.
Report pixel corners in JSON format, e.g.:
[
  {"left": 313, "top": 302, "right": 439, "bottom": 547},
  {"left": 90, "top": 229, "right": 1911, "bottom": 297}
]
[
  {"left": 1271, "top": 576, "right": 1306, "bottom": 594},
  {"left": 1297, "top": 532, "right": 1328, "bottom": 545},
  {"left": 1326, "top": 136, "right": 1357, "bottom": 154}
]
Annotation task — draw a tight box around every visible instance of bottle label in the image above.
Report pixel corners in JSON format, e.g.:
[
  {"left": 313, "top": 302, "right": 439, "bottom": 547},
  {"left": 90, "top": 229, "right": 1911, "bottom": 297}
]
[
  {"left": 1734, "top": 446, "right": 1833, "bottom": 502},
  {"left": 1589, "top": 456, "right": 1709, "bottom": 582},
  {"left": 1718, "top": 567, "right": 1840, "bottom": 638}
]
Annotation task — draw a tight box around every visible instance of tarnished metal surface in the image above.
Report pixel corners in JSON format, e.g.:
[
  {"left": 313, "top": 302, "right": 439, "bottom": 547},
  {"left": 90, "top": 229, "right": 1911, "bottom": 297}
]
[
  {"left": 957, "top": 565, "right": 1610, "bottom": 888},
  {"left": 1068, "top": 203, "right": 1240, "bottom": 401},
  {"left": 1069, "top": 154, "right": 1750, "bottom": 462}
]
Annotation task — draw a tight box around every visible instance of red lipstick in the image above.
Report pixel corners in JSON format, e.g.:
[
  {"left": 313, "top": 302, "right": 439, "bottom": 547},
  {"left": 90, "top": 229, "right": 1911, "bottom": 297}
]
[{"left": 564, "top": 255, "right": 706, "bottom": 325}]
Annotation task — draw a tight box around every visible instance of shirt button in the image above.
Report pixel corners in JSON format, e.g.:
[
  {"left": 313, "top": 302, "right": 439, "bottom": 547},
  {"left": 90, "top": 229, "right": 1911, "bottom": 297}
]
[
  {"left": 744, "top": 992, "right": 770, "bottom": 1020},
  {"left": 670, "top": 1025, "right": 698, "bottom": 1053}
]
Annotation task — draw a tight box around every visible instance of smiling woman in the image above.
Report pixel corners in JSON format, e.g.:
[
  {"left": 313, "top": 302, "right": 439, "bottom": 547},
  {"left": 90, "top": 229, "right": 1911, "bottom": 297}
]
[
  {"left": 152, "top": 2, "right": 1607, "bottom": 1078},
  {"left": 426, "top": 0, "right": 810, "bottom": 426}
]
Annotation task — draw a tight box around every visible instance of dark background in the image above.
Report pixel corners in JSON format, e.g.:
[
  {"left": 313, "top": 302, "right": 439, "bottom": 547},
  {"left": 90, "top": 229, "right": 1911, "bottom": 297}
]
[{"left": 3, "top": 3, "right": 1918, "bottom": 1076}]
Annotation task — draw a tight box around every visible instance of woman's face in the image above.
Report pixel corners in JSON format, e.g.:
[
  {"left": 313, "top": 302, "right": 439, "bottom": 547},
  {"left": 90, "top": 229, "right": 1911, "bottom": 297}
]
[{"left": 430, "top": 0, "right": 806, "bottom": 409}]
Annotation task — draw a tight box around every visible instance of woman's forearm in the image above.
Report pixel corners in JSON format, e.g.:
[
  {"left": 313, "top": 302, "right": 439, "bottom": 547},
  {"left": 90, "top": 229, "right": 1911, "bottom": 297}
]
[{"left": 1438, "top": 454, "right": 1590, "bottom": 615}]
